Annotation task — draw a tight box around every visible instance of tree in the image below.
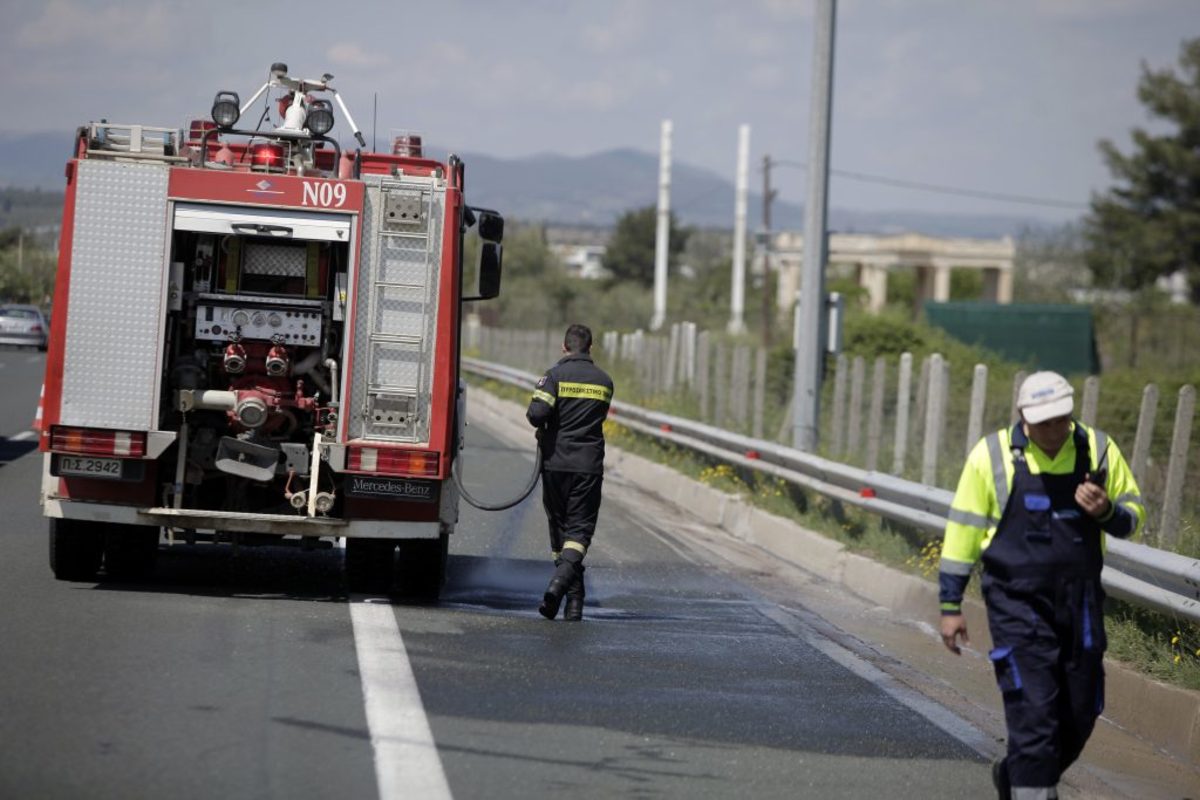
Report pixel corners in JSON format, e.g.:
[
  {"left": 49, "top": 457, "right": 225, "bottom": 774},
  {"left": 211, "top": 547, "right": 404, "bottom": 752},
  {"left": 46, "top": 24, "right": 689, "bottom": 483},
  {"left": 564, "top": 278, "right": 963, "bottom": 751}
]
[
  {"left": 1084, "top": 38, "right": 1200, "bottom": 301},
  {"left": 601, "top": 205, "right": 688, "bottom": 287}
]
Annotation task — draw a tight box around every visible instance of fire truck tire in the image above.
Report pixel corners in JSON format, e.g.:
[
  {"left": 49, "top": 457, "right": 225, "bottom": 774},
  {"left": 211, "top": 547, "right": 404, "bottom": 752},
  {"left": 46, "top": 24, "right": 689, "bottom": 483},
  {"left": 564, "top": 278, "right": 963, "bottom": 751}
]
[
  {"left": 103, "top": 525, "right": 160, "bottom": 581},
  {"left": 345, "top": 539, "right": 396, "bottom": 594},
  {"left": 48, "top": 518, "right": 104, "bottom": 581},
  {"left": 394, "top": 533, "right": 449, "bottom": 600}
]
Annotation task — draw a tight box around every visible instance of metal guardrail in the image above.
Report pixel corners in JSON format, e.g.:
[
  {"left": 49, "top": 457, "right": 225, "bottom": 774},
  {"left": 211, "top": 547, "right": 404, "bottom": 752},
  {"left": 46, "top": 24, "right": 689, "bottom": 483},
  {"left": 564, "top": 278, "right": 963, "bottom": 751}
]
[{"left": 464, "top": 357, "right": 1200, "bottom": 624}]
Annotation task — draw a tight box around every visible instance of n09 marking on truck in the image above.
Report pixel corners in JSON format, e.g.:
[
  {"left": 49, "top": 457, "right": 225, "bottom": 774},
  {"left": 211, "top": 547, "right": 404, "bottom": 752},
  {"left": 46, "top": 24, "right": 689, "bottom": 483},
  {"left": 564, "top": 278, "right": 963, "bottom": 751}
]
[{"left": 302, "top": 180, "right": 347, "bottom": 208}]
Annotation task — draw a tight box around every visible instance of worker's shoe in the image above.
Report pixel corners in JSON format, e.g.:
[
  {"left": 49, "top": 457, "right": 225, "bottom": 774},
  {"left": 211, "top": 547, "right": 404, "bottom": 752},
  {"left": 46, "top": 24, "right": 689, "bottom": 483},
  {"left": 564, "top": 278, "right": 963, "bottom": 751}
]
[
  {"left": 991, "top": 757, "right": 1011, "bottom": 800},
  {"left": 538, "top": 575, "right": 571, "bottom": 619},
  {"left": 563, "top": 567, "right": 585, "bottom": 621}
]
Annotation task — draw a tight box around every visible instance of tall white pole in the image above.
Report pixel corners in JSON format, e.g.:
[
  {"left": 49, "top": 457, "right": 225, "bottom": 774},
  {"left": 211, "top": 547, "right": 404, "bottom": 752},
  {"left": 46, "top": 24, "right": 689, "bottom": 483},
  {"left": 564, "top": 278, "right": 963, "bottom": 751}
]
[
  {"left": 728, "top": 124, "right": 750, "bottom": 335},
  {"left": 650, "top": 119, "right": 673, "bottom": 331},
  {"left": 792, "top": 0, "right": 837, "bottom": 452}
]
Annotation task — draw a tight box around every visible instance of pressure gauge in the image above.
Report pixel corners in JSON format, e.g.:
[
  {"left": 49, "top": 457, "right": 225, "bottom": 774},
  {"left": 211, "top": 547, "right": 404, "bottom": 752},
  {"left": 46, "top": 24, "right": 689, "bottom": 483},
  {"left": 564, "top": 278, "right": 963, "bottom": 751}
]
[
  {"left": 268, "top": 312, "right": 283, "bottom": 328},
  {"left": 231, "top": 309, "right": 250, "bottom": 327}
]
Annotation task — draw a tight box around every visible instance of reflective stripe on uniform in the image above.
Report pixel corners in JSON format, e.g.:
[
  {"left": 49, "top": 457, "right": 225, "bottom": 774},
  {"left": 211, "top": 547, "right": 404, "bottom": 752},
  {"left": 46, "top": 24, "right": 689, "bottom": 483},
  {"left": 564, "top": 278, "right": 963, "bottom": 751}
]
[
  {"left": 986, "top": 432, "right": 1010, "bottom": 511},
  {"left": 947, "top": 507, "right": 993, "bottom": 529},
  {"left": 558, "top": 382, "right": 613, "bottom": 402},
  {"left": 940, "top": 557, "right": 974, "bottom": 576},
  {"left": 551, "top": 550, "right": 560, "bottom": 561},
  {"left": 562, "top": 540, "right": 587, "bottom": 555},
  {"left": 531, "top": 389, "right": 556, "bottom": 406}
]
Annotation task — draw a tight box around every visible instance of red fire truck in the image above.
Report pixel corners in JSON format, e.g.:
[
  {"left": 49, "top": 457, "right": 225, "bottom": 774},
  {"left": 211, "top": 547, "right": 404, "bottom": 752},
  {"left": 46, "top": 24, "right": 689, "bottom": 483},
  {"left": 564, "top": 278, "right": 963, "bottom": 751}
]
[{"left": 39, "top": 63, "right": 503, "bottom": 597}]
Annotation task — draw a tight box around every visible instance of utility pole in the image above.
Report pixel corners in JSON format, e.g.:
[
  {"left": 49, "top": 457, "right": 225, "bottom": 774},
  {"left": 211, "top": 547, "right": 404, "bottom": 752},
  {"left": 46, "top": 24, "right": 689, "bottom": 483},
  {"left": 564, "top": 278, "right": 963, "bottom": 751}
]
[
  {"left": 650, "top": 119, "right": 673, "bottom": 331},
  {"left": 792, "top": 0, "right": 837, "bottom": 452},
  {"left": 760, "top": 155, "right": 776, "bottom": 348},
  {"left": 728, "top": 124, "right": 750, "bottom": 335}
]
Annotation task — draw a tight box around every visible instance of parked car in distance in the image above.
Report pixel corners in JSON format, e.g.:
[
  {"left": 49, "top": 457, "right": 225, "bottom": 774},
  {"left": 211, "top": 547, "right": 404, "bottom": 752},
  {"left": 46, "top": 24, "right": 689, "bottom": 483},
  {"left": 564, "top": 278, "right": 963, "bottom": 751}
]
[{"left": 0, "top": 304, "right": 49, "bottom": 351}]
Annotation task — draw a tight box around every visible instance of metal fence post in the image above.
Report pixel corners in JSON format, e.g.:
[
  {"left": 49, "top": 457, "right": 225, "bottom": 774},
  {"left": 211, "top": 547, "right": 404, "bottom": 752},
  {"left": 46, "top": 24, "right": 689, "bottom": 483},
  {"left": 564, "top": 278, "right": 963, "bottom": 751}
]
[
  {"left": 1131, "top": 383, "right": 1158, "bottom": 488},
  {"left": 922, "top": 354, "right": 945, "bottom": 487},
  {"left": 892, "top": 352, "right": 913, "bottom": 476},
  {"left": 830, "top": 353, "right": 849, "bottom": 458},
  {"left": 966, "top": 364, "right": 988, "bottom": 458},
  {"left": 847, "top": 355, "right": 866, "bottom": 462},
  {"left": 713, "top": 342, "right": 728, "bottom": 428},
  {"left": 753, "top": 348, "right": 767, "bottom": 439},
  {"left": 1158, "top": 384, "right": 1195, "bottom": 550},
  {"left": 866, "top": 357, "right": 886, "bottom": 472},
  {"left": 1081, "top": 375, "right": 1099, "bottom": 427},
  {"left": 1011, "top": 370, "right": 1027, "bottom": 424},
  {"left": 696, "top": 331, "right": 710, "bottom": 421},
  {"left": 732, "top": 345, "right": 750, "bottom": 429}
]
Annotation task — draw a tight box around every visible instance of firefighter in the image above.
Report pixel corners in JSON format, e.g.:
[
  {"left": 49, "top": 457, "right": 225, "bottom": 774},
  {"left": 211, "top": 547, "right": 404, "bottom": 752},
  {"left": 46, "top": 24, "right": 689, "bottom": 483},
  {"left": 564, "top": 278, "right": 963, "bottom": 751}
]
[
  {"left": 938, "top": 371, "right": 1144, "bottom": 799},
  {"left": 526, "top": 323, "right": 614, "bottom": 621}
]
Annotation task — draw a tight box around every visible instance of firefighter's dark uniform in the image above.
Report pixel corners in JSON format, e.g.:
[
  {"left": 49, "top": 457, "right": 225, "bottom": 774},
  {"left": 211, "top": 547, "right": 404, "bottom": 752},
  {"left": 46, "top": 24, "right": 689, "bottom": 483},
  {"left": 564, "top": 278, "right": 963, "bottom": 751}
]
[
  {"left": 526, "top": 351, "right": 614, "bottom": 620},
  {"left": 939, "top": 422, "right": 1143, "bottom": 798}
]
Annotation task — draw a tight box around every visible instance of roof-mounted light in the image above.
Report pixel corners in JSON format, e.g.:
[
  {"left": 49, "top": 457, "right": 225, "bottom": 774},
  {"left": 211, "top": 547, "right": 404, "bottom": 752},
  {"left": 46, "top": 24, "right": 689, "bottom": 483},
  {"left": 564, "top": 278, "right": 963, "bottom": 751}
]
[
  {"left": 307, "top": 99, "right": 334, "bottom": 136},
  {"left": 211, "top": 91, "right": 240, "bottom": 129}
]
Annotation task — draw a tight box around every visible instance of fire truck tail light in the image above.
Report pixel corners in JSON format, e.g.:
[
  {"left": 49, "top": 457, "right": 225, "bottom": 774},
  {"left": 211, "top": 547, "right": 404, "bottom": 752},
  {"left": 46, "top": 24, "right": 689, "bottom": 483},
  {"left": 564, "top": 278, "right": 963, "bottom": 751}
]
[
  {"left": 50, "top": 426, "right": 147, "bottom": 457},
  {"left": 348, "top": 446, "right": 439, "bottom": 477}
]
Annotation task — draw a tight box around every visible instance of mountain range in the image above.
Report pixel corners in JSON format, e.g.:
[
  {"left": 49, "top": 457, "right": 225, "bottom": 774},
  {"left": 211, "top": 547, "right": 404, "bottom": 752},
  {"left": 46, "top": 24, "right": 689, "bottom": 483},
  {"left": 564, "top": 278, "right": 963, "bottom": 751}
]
[{"left": 0, "top": 130, "right": 1059, "bottom": 237}]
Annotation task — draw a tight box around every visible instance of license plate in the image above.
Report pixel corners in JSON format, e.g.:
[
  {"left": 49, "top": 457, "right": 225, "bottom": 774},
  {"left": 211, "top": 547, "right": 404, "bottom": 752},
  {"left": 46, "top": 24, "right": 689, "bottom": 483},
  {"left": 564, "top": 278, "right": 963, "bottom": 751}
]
[{"left": 58, "top": 456, "right": 123, "bottom": 479}]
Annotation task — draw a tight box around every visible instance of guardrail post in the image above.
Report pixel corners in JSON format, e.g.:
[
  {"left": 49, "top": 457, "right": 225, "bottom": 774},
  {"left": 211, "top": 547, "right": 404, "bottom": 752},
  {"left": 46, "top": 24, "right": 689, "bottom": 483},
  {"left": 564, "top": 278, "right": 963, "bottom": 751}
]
[
  {"left": 892, "top": 352, "right": 913, "bottom": 476},
  {"left": 1081, "top": 376, "right": 1099, "bottom": 427},
  {"left": 713, "top": 342, "right": 729, "bottom": 427},
  {"left": 1131, "top": 383, "right": 1158, "bottom": 488},
  {"left": 697, "top": 331, "right": 710, "bottom": 421},
  {"left": 866, "top": 357, "right": 886, "bottom": 471},
  {"left": 922, "top": 354, "right": 945, "bottom": 486},
  {"left": 830, "top": 352, "right": 849, "bottom": 458},
  {"left": 1010, "top": 369, "right": 1027, "bottom": 424},
  {"left": 847, "top": 355, "right": 866, "bottom": 462},
  {"left": 1158, "top": 384, "right": 1195, "bottom": 550},
  {"left": 732, "top": 345, "right": 750, "bottom": 429},
  {"left": 966, "top": 364, "right": 988, "bottom": 459},
  {"left": 753, "top": 347, "right": 767, "bottom": 439}
]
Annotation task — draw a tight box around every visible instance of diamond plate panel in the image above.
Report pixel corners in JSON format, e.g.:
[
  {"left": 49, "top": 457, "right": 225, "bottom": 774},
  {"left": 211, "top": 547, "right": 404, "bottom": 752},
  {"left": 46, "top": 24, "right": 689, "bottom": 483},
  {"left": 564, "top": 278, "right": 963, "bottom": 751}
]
[
  {"left": 371, "top": 341, "right": 421, "bottom": 388},
  {"left": 379, "top": 235, "right": 431, "bottom": 285},
  {"left": 375, "top": 285, "right": 427, "bottom": 338},
  {"left": 243, "top": 243, "right": 306, "bottom": 276},
  {"left": 349, "top": 176, "right": 444, "bottom": 442},
  {"left": 61, "top": 160, "right": 170, "bottom": 430}
]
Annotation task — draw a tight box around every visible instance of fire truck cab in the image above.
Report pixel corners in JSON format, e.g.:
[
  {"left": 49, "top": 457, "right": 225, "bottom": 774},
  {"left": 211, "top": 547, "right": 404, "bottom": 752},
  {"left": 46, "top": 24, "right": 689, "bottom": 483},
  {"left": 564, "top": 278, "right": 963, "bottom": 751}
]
[{"left": 39, "top": 64, "right": 502, "bottom": 597}]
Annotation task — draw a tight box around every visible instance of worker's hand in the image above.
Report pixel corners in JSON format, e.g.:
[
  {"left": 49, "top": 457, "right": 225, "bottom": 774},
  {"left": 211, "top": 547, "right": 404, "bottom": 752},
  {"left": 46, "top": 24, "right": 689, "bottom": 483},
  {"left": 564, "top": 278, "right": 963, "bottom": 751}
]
[
  {"left": 940, "top": 614, "right": 969, "bottom": 655},
  {"left": 1076, "top": 473, "right": 1111, "bottom": 519}
]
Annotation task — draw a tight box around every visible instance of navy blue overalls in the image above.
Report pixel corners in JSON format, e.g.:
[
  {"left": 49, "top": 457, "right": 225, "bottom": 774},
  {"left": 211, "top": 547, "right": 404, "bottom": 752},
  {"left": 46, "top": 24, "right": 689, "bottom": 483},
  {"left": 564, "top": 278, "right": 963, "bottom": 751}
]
[{"left": 980, "top": 423, "right": 1106, "bottom": 790}]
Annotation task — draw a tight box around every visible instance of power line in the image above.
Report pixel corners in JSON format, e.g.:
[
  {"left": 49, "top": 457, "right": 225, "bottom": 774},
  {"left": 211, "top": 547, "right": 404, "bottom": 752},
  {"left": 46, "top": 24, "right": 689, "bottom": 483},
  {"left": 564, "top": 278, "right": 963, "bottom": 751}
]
[{"left": 767, "top": 157, "right": 1088, "bottom": 211}]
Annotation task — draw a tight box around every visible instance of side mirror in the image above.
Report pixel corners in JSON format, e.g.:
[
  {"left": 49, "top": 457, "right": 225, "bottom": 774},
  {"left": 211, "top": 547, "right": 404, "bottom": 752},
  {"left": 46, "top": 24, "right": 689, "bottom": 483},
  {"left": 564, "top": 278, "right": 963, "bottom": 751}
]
[
  {"left": 477, "top": 210, "right": 504, "bottom": 244},
  {"left": 477, "top": 243, "right": 502, "bottom": 299}
]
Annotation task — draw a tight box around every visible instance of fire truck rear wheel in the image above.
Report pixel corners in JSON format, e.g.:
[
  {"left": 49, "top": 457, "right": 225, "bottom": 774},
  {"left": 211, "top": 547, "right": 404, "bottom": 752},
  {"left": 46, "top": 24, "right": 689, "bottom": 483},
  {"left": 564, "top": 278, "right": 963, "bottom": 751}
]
[
  {"left": 48, "top": 518, "right": 104, "bottom": 581},
  {"left": 103, "top": 525, "right": 160, "bottom": 581},
  {"left": 394, "top": 533, "right": 449, "bottom": 601},
  {"left": 345, "top": 539, "right": 396, "bottom": 594}
]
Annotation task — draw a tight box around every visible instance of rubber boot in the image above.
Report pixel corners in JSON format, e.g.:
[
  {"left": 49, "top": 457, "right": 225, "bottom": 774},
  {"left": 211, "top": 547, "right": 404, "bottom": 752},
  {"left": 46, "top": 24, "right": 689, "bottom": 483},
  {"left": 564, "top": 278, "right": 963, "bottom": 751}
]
[
  {"left": 539, "top": 551, "right": 582, "bottom": 619},
  {"left": 563, "top": 565, "right": 585, "bottom": 621},
  {"left": 991, "top": 757, "right": 1011, "bottom": 800}
]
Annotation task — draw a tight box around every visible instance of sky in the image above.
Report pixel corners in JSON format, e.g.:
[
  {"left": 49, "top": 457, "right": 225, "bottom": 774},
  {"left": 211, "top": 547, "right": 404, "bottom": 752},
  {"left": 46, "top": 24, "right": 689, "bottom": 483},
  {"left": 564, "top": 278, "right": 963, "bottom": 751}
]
[{"left": 0, "top": 0, "right": 1196, "bottom": 225}]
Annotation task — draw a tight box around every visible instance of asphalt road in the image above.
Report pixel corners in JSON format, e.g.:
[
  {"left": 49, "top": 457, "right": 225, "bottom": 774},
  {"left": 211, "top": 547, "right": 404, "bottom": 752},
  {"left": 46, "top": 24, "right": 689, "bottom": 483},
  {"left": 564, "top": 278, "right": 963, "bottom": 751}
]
[{"left": 0, "top": 349, "right": 996, "bottom": 799}]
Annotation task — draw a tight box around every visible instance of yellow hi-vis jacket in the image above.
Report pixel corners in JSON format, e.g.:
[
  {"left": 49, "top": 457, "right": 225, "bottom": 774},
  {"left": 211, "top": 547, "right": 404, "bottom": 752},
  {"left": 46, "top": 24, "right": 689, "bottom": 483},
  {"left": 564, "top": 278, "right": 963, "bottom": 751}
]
[{"left": 938, "top": 421, "right": 1145, "bottom": 615}]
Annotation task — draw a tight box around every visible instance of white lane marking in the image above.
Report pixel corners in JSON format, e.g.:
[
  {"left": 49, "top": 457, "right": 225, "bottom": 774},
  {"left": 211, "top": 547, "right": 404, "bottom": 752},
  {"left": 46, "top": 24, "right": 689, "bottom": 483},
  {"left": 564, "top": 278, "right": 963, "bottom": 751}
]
[
  {"left": 350, "top": 599, "right": 453, "bottom": 800},
  {"left": 10, "top": 430, "right": 36, "bottom": 441}
]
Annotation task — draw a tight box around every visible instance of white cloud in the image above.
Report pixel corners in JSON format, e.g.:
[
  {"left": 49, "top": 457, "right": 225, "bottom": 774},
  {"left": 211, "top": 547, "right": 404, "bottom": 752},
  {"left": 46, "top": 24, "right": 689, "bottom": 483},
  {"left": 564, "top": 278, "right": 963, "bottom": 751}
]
[
  {"left": 326, "top": 42, "right": 389, "bottom": 68},
  {"left": 17, "top": 0, "right": 177, "bottom": 52}
]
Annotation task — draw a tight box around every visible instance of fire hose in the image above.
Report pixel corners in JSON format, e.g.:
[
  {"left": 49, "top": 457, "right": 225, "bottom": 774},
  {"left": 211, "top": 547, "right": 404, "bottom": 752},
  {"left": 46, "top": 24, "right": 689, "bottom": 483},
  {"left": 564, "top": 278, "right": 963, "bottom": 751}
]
[{"left": 452, "top": 444, "right": 543, "bottom": 511}]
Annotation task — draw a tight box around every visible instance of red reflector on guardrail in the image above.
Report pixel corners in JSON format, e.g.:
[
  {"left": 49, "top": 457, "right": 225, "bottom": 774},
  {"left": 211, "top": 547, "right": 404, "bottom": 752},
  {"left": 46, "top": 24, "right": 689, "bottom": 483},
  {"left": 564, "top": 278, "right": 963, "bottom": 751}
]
[
  {"left": 859, "top": 487, "right": 876, "bottom": 498},
  {"left": 745, "top": 450, "right": 760, "bottom": 460}
]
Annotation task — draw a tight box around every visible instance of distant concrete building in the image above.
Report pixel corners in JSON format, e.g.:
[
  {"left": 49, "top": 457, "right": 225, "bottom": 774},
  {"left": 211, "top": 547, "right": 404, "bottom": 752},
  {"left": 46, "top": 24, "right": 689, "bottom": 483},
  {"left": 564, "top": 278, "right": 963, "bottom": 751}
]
[
  {"left": 771, "top": 231, "right": 1015, "bottom": 314},
  {"left": 545, "top": 225, "right": 612, "bottom": 280}
]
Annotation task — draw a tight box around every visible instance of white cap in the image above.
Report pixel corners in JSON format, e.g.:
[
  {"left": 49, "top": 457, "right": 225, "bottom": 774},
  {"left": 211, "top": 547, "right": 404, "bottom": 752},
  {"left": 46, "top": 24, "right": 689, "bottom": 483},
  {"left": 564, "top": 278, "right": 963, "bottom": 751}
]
[{"left": 1018, "top": 371, "right": 1074, "bottom": 424}]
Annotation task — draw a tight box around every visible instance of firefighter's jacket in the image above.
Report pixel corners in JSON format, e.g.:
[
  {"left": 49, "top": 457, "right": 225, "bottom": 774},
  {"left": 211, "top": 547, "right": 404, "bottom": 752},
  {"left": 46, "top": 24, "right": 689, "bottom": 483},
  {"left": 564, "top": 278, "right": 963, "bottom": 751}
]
[
  {"left": 526, "top": 352, "right": 614, "bottom": 474},
  {"left": 938, "top": 421, "right": 1144, "bottom": 615}
]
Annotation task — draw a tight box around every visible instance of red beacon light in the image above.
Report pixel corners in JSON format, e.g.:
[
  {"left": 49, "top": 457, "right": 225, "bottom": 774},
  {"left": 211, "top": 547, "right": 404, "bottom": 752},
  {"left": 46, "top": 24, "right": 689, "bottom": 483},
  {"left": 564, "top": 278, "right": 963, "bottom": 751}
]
[
  {"left": 250, "top": 142, "right": 286, "bottom": 172},
  {"left": 393, "top": 134, "right": 423, "bottom": 158}
]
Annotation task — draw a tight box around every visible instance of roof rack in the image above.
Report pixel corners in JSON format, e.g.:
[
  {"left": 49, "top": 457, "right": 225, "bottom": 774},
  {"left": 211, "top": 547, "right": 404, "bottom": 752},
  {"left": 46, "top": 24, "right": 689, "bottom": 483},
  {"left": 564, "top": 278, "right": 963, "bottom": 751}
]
[{"left": 86, "top": 122, "right": 188, "bottom": 163}]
